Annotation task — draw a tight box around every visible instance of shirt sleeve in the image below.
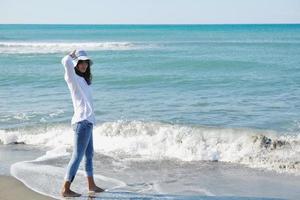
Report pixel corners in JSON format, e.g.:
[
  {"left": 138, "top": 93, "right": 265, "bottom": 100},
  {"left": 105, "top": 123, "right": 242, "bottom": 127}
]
[{"left": 61, "top": 55, "right": 76, "bottom": 84}]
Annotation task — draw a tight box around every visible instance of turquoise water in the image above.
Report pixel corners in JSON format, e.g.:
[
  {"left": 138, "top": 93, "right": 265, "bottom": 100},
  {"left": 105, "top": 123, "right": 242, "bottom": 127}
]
[
  {"left": 1, "top": 24, "right": 300, "bottom": 132},
  {"left": 1, "top": 24, "right": 300, "bottom": 200}
]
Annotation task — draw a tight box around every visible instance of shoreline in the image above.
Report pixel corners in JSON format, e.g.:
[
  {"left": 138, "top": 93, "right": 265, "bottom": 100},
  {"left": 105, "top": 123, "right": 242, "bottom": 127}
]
[
  {"left": 0, "top": 175, "right": 55, "bottom": 200},
  {"left": 1, "top": 143, "right": 300, "bottom": 199}
]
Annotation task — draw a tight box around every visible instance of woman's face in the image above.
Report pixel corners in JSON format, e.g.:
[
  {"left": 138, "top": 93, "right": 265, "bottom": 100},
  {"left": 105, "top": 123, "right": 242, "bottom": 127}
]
[{"left": 77, "top": 60, "right": 89, "bottom": 73}]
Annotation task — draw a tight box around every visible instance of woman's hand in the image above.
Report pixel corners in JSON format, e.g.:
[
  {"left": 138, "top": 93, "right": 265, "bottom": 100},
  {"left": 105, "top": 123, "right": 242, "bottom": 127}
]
[{"left": 69, "top": 50, "right": 77, "bottom": 59}]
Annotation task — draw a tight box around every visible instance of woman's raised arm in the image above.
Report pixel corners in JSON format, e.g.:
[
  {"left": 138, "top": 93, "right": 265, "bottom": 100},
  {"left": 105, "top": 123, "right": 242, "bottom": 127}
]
[{"left": 61, "top": 50, "right": 77, "bottom": 84}]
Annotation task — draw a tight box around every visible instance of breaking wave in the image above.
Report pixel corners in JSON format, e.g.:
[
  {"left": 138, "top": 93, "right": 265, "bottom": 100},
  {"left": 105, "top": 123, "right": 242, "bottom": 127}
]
[{"left": 1, "top": 120, "right": 300, "bottom": 175}]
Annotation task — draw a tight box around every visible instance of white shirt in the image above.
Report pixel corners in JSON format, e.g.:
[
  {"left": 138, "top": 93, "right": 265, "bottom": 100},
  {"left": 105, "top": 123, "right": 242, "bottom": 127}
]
[{"left": 61, "top": 55, "right": 96, "bottom": 126}]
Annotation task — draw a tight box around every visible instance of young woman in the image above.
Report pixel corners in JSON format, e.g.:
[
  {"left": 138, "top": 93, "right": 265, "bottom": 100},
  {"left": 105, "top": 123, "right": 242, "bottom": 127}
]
[{"left": 61, "top": 50, "right": 104, "bottom": 197}]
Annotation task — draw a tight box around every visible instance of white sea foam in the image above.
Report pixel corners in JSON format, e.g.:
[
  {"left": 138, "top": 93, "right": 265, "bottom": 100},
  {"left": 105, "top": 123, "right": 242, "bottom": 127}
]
[
  {"left": 10, "top": 146, "right": 300, "bottom": 200},
  {"left": 1, "top": 120, "right": 300, "bottom": 175},
  {"left": 0, "top": 41, "right": 140, "bottom": 54},
  {"left": 11, "top": 161, "right": 126, "bottom": 199}
]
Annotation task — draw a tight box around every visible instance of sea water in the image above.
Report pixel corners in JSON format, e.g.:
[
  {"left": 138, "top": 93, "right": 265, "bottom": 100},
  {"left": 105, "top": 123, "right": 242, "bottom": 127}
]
[{"left": 0, "top": 24, "right": 300, "bottom": 199}]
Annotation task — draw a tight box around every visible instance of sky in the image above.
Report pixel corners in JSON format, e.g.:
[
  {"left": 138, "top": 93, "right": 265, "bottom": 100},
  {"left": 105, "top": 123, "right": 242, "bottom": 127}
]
[{"left": 1, "top": 0, "right": 300, "bottom": 24}]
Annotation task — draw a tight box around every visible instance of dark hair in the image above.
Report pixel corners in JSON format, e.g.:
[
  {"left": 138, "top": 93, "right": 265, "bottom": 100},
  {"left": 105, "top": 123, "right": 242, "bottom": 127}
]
[{"left": 75, "top": 60, "right": 92, "bottom": 85}]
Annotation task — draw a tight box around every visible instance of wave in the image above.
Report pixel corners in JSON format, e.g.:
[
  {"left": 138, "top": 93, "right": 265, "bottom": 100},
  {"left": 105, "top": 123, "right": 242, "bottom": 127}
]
[
  {"left": 11, "top": 161, "right": 219, "bottom": 199},
  {"left": 0, "top": 41, "right": 141, "bottom": 54},
  {"left": 11, "top": 160, "right": 126, "bottom": 199},
  {"left": 160, "top": 40, "right": 300, "bottom": 46},
  {"left": 1, "top": 120, "right": 300, "bottom": 175}
]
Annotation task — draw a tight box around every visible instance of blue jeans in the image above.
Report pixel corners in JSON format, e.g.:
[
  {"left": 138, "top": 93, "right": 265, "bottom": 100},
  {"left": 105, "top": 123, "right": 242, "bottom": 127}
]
[{"left": 64, "top": 119, "right": 94, "bottom": 182}]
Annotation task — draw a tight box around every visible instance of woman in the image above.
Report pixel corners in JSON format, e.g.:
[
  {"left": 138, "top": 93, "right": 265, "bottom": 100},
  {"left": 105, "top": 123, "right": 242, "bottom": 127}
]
[{"left": 61, "top": 49, "right": 104, "bottom": 197}]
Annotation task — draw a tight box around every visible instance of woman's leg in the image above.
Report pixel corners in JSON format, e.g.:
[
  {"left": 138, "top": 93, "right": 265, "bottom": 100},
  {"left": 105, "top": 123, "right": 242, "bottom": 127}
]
[
  {"left": 84, "top": 126, "right": 105, "bottom": 193},
  {"left": 61, "top": 120, "right": 93, "bottom": 197},
  {"left": 84, "top": 127, "right": 94, "bottom": 178},
  {"left": 64, "top": 120, "right": 92, "bottom": 182}
]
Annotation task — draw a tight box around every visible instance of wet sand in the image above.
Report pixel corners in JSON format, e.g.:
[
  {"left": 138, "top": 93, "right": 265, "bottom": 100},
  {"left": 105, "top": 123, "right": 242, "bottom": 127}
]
[{"left": 0, "top": 175, "right": 55, "bottom": 200}]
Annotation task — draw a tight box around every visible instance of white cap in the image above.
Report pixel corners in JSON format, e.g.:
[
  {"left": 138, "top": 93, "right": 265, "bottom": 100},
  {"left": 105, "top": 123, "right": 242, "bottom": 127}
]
[{"left": 72, "top": 49, "right": 93, "bottom": 67}]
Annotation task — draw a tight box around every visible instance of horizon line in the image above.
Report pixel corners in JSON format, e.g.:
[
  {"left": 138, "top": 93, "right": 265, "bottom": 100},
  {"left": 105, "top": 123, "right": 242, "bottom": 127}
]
[{"left": 1, "top": 23, "right": 300, "bottom": 26}]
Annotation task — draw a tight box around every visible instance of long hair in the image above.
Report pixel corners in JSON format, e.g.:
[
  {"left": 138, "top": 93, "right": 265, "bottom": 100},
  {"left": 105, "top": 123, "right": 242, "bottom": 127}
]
[{"left": 75, "top": 60, "right": 92, "bottom": 85}]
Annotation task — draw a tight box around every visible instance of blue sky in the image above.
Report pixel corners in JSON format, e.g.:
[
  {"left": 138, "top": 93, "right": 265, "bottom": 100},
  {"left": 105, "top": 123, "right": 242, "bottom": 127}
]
[{"left": 1, "top": 0, "right": 300, "bottom": 24}]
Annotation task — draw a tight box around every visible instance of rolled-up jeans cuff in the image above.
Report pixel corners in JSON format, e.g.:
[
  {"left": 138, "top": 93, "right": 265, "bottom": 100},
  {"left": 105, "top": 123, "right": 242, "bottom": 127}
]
[
  {"left": 64, "top": 174, "right": 75, "bottom": 182},
  {"left": 86, "top": 170, "right": 93, "bottom": 177}
]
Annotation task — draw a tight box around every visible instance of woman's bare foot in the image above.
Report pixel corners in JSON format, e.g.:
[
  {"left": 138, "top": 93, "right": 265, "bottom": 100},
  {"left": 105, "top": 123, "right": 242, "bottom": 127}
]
[
  {"left": 89, "top": 185, "right": 105, "bottom": 193},
  {"left": 61, "top": 188, "right": 81, "bottom": 197}
]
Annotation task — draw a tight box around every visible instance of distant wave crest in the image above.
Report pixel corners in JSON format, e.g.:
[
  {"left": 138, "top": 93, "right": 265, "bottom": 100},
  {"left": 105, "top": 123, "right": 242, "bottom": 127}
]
[{"left": 0, "top": 41, "right": 140, "bottom": 54}]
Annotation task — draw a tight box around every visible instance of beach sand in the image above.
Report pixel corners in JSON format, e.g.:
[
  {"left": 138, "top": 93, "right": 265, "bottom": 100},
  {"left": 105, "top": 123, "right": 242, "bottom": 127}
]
[{"left": 0, "top": 175, "right": 55, "bottom": 200}]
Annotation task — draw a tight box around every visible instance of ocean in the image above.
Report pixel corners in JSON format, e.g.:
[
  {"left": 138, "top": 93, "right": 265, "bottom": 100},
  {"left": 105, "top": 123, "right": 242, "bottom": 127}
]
[{"left": 0, "top": 24, "right": 300, "bottom": 199}]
